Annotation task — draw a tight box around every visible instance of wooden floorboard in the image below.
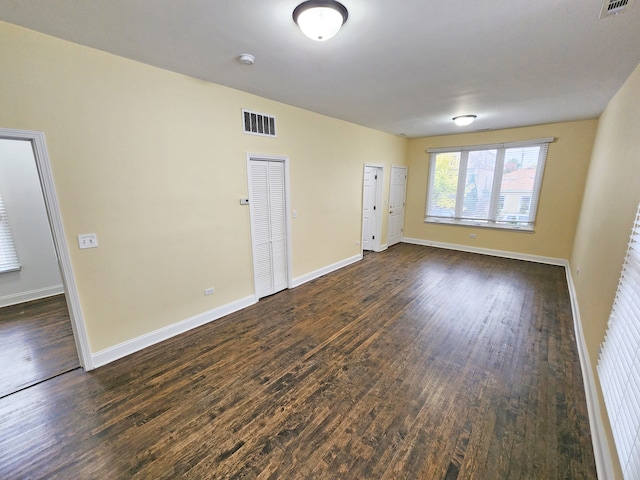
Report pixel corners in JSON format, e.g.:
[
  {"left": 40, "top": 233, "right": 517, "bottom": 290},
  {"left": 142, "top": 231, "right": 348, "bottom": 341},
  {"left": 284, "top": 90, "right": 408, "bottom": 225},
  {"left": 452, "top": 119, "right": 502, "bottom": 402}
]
[
  {"left": 0, "top": 294, "right": 79, "bottom": 398},
  {"left": 0, "top": 244, "right": 597, "bottom": 479}
]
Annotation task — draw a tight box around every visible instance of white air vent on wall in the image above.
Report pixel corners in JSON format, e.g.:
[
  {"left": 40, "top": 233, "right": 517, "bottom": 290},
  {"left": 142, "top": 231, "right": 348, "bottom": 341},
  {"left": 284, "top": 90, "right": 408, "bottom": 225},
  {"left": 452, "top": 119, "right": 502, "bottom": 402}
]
[
  {"left": 243, "top": 109, "right": 276, "bottom": 137},
  {"left": 600, "top": 0, "right": 634, "bottom": 18}
]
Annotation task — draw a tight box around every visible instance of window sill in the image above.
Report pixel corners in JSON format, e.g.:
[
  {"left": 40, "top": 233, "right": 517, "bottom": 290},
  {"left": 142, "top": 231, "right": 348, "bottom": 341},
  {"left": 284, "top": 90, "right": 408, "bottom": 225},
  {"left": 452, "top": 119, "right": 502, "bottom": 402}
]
[{"left": 425, "top": 217, "right": 534, "bottom": 233}]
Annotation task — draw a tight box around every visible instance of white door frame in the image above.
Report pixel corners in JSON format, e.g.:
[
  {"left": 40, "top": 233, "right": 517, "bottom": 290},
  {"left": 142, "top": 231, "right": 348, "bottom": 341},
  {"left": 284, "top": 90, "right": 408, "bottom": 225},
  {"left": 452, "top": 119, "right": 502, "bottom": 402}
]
[
  {"left": 246, "top": 153, "right": 293, "bottom": 297},
  {"left": 0, "top": 128, "right": 93, "bottom": 370},
  {"left": 362, "top": 164, "right": 384, "bottom": 252}
]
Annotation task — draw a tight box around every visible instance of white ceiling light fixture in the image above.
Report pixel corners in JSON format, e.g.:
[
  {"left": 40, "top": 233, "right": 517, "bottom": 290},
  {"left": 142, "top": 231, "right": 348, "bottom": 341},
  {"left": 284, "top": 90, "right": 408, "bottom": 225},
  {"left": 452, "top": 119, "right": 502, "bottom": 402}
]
[
  {"left": 293, "top": 0, "right": 348, "bottom": 41},
  {"left": 453, "top": 115, "right": 477, "bottom": 126}
]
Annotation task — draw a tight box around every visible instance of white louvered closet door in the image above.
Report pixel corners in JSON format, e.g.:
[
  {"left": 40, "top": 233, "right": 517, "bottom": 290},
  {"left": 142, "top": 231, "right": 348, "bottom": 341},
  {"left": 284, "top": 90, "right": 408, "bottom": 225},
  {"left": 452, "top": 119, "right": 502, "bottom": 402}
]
[{"left": 249, "top": 159, "right": 288, "bottom": 299}]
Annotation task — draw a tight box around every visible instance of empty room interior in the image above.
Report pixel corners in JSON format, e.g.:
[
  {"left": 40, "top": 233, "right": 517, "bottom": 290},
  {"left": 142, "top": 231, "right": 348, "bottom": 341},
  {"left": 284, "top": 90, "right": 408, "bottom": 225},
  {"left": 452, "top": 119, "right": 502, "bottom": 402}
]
[{"left": 1, "top": 1, "right": 639, "bottom": 478}]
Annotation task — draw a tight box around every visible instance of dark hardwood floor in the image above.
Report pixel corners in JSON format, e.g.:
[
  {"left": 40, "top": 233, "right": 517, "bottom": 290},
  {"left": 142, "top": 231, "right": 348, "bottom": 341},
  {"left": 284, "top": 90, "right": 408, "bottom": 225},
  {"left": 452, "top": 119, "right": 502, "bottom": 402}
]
[
  {"left": 0, "top": 244, "right": 597, "bottom": 479},
  {"left": 0, "top": 294, "right": 79, "bottom": 398}
]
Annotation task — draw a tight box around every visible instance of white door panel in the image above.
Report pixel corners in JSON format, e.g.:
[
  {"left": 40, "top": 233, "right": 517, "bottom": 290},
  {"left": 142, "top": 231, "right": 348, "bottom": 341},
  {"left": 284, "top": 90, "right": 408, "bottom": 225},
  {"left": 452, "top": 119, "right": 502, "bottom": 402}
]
[
  {"left": 362, "top": 167, "right": 374, "bottom": 251},
  {"left": 362, "top": 166, "right": 383, "bottom": 251},
  {"left": 388, "top": 166, "right": 407, "bottom": 247},
  {"left": 249, "top": 158, "right": 289, "bottom": 299},
  {"left": 254, "top": 242, "right": 273, "bottom": 298},
  {"left": 271, "top": 238, "right": 288, "bottom": 292}
]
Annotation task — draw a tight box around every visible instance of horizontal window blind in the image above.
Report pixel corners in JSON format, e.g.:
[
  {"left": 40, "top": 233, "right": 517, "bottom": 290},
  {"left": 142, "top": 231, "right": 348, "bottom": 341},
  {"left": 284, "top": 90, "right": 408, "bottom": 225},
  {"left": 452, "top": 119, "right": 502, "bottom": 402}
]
[
  {"left": 0, "top": 192, "right": 20, "bottom": 273},
  {"left": 598, "top": 203, "right": 640, "bottom": 480},
  {"left": 426, "top": 137, "right": 555, "bottom": 154},
  {"left": 425, "top": 138, "right": 553, "bottom": 231}
]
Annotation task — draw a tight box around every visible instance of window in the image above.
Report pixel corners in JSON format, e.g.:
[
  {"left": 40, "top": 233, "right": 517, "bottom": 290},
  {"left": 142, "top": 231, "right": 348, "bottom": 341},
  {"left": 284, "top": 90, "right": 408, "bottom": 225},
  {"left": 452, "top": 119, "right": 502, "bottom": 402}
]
[
  {"left": 425, "top": 137, "right": 553, "bottom": 231},
  {"left": 0, "top": 192, "right": 20, "bottom": 273},
  {"left": 598, "top": 202, "right": 640, "bottom": 479}
]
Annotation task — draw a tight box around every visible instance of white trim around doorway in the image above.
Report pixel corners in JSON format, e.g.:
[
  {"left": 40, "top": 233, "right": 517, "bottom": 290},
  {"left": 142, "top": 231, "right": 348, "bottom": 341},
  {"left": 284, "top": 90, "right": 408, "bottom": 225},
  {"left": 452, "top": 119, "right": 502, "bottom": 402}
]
[{"left": 0, "top": 128, "right": 93, "bottom": 370}]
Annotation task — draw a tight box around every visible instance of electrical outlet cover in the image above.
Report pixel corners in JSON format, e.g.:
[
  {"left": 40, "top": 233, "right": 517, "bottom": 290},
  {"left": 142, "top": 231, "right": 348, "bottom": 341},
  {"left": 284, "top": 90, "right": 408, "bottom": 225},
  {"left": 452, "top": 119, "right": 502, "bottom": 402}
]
[{"left": 78, "top": 233, "right": 98, "bottom": 249}]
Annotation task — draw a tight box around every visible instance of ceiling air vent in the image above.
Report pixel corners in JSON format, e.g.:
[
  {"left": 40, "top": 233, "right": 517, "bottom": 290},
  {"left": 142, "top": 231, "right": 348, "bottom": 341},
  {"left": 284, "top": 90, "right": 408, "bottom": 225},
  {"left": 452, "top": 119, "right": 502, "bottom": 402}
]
[
  {"left": 242, "top": 109, "right": 276, "bottom": 137},
  {"left": 600, "top": 0, "right": 634, "bottom": 18}
]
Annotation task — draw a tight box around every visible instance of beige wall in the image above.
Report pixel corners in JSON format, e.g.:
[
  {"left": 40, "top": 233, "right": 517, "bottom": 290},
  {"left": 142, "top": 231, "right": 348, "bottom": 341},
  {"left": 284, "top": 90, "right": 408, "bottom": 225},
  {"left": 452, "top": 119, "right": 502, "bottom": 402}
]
[
  {"left": 404, "top": 121, "right": 597, "bottom": 259},
  {"left": 571, "top": 63, "right": 640, "bottom": 478},
  {"left": 0, "top": 21, "right": 407, "bottom": 352},
  {"left": 4, "top": 16, "right": 638, "bottom": 473}
]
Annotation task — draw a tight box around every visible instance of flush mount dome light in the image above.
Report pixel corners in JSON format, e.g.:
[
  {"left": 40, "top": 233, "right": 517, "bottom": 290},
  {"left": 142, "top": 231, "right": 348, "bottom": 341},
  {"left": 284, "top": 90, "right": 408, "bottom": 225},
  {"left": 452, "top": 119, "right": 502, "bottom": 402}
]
[
  {"left": 237, "top": 53, "right": 255, "bottom": 65},
  {"left": 293, "top": 0, "right": 348, "bottom": 41},
  {"left": 453, "top": 115, "right": 477, "bottom": 126}
]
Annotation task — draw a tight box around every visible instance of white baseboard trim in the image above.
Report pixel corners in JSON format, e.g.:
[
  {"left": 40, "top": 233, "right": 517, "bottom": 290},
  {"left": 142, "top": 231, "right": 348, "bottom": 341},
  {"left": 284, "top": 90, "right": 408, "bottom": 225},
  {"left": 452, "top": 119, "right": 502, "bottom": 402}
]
[
  {"left": 374, "top": 243, "right": 388, "bottom": 253},
  {"left": 91, "top": 295, "right": 258, "bottom": 368},
  {"left": 564, "top": 264, "right": 615, "bottom": 480},
  {"left": 0, "top": 284, "right": 64, "bottom": 308},
  {"left": 401, "top": 237, "right": 566, "bottom": 266},
  {"left": 92, "top": 254, "right": 366, "bottom": 368},
  {"left": 292, "top": 253, "right": 362, "bottom": 288}
]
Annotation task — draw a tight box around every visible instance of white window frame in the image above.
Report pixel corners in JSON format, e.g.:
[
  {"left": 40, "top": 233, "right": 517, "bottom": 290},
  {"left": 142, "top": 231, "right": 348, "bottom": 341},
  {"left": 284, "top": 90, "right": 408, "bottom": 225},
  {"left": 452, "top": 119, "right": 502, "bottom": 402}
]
[
  {"left": 425, "top": 137, "right": 554, "bottom": 232},
  {"left": 0, "top": 192, "right": 20, "bottom": 273}
]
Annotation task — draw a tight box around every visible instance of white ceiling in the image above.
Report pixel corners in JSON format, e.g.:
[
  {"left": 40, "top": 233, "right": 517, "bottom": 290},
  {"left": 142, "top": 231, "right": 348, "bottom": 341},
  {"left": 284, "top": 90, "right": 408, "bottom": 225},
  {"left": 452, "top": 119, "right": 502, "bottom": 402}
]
[{"left": 1, "top": 0, "right": 639, "bottom": 138}]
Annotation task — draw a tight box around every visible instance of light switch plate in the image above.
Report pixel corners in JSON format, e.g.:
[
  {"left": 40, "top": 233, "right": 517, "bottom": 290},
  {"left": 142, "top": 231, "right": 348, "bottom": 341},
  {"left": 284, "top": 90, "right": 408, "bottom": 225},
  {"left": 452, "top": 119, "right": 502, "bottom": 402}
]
[{"left": 78, "top": 233, "right": 98, "bottom": 249}]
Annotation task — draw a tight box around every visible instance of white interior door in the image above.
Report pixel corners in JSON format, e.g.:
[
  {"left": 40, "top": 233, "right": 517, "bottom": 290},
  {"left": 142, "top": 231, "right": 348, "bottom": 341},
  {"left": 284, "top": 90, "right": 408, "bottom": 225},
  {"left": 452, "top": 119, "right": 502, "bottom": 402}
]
[
  {"left": 362, "top": 166, "right": 382, "bottom": 251},
  {"left": 388, "top": 166, "right": 407, "bottom": 247},
  {"left": 248, "top": 157, "right": 289, "bottom": 299},
  {"left": 362, "top": 166, "right": 375, "bottom": 251}
]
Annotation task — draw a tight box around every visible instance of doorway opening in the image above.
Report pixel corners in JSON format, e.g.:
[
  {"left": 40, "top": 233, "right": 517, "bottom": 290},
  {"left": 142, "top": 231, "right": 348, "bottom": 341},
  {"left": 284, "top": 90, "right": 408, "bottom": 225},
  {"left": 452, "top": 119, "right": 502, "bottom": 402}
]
[{"left": 0, "top": 129, "right": 92, "bottom": 388}]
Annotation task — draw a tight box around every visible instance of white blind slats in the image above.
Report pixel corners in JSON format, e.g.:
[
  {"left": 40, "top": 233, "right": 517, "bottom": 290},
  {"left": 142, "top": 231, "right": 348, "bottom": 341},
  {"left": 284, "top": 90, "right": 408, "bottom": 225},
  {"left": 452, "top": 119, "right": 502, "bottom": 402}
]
[
  {"left": 0, "top": 192, "right": 20, "bottom": 273},
  {"left": 425, "top": 138, "right": 554, "bottom": 231},
  {"left": 628, "top": 242, "right": 640, "bottom": 258},
  {"left": 624, "top": 257, "right": 640, "bottom": 278},
  {"left": 526, "top": 143, "right": 549, "bottom": 224},
  {"left": 627, "top": 383, "right": 640, "bottom": 429},
  {"left": 598, "top": 202, "right": 640, "bottom": 479},
  {"left": 615, "top": 292, "right": 640, "bottom": 335}
]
